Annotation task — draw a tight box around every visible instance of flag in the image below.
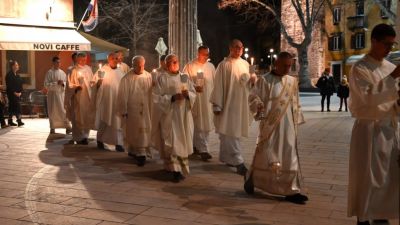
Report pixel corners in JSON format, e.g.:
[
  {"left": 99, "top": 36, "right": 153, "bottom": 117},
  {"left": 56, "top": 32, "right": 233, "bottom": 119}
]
[{"left": 82, "top": 0, "right": 98, "bottom": 32}]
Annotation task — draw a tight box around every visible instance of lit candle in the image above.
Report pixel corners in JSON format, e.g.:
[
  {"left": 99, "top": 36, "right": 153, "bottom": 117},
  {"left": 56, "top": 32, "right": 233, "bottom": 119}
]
[
  {"left": 250, "top": 57, "right": 254, "bottom": 66},
  {"left": 99, "top": 63, "right": 102, "bottom": 69},
  {"left": 152, "top": 69, "right": 156, "bottom": 73}
]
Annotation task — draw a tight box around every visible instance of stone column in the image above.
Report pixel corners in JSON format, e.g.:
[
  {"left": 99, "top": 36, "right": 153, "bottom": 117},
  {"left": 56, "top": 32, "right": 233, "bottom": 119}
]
[{"left": 168, "top": 0, "right": 198, "bottom": 67}]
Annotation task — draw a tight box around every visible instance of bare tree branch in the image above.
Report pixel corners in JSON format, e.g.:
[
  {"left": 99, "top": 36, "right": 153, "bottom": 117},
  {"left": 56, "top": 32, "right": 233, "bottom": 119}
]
[{"left": 97, "top": 0, "right": 168, "bottom": 56}]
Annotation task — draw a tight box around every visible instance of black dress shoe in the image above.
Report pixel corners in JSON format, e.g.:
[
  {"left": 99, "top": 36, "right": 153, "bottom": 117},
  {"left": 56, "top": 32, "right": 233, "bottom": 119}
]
[
  {"left": 17, "top": 119, "right": 24, "bottom": 126},
  {"left": 97, "top": 141, "right": 105, "bottom": 149},
  {"left": 8, "top": 119, "right": 17, "bottom": 126},
  {"left": 115, "top": 145, "right": 125, "bottom": 152},
  {"left": 77, "top": 138, "right": 88, "bottom": 145},
  {"left": 357, "top": 219, "right": 370, "bottom": 225},
  {"left": 372, "top": 219, "right": 388, "bottom": 225},
  {"left": 236, "top": 163, "right": 248, "bottom": 176},
  {"left": 200, "top": 152, "right": 212, "bottom": 161},
  {"left": 244, "top": 174, "right": 254, "bottom": 195},
  {"left": 135, "top": 155, "right": 146, "bottom": 167},
  {"left": 285, "top": 193, "right": 308, "bottom": 204},
  {"left": 172, "top": 171, "right": 185, "bottom": 183}
]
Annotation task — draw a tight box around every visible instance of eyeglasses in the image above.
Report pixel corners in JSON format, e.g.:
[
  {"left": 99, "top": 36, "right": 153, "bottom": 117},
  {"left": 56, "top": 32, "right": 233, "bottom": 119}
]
[
  {"left": 231, "top": 45, "right": 244, "bottom": 50},
  {"left": 380, "top": 41, "right": 398, "bottom": 49}
]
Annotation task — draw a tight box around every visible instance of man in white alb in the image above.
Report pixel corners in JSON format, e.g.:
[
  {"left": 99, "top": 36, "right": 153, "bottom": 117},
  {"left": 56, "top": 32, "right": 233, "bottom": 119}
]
[
  {"left": 68, "top": 52, "right": 97, "bottom": 145},
  {"left": 154, "top": 54, "right": 197, "bottom": 182},
  {"left": 348, "top": 23, "right": 399, "bottom": 225},
  {"left": 44, "top": 56, "right": 71, "bottom": 134},
  {"left": 95, "top": 53, "right": 125, "bottom": 152},
  {"left": 117, "top": 56, "right": 153, "bottom": 166},
  {"left": 210, "top": 39, "right": 256, "bottom": 175},
  {"left": 183, "top": 45, "right": 215, "bottom": 161},
  {"left": 246, "top": 52, "right": 308, "bottom": 204}
]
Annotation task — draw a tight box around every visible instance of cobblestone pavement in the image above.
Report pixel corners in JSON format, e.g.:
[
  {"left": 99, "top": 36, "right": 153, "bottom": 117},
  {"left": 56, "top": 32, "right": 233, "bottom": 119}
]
[{"left": 0, "top": 93, "right": 397, "bottom": 225}]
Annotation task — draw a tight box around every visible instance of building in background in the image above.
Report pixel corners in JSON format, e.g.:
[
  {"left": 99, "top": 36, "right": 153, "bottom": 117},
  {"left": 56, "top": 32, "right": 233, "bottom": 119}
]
[
  {"left": 0, "top": 0, "right": 127, "bottom": 91},
  {"left": 324, "top": 0, "right": 398, "bottom": 82}
]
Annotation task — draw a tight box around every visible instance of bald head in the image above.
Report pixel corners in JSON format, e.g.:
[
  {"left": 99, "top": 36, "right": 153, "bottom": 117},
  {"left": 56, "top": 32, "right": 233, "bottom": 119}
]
[
  {"left": 229, "top": 39, "right": 243, "bottom": 59},
  {"left": 132, "top": 55, "right": 145, "bottom": 74}
]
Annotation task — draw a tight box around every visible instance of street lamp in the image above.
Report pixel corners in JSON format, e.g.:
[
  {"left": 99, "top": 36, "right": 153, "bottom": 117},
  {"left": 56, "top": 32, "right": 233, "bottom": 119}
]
[{"left": 268, "top": 48, "right": 275, "bottom": 70}]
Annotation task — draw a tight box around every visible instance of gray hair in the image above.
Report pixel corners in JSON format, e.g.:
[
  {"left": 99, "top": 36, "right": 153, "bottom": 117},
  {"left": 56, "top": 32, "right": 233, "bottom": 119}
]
[
  {"left": 165, "top": 54, "right": 178, "bottom": 64},
  {"left": 131, "top": 55, "right": 145, "bottom": 67}
]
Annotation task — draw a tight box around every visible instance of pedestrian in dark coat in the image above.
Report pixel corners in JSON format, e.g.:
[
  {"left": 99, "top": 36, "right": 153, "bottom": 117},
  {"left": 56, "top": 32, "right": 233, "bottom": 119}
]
[
  {"left": 6, "top": 60, "right": 24, "bottom": 126},
  {"left": 337, "top": 76, "right": 349, "bottom": 112},
  {"left": 316, "top": 68, "right": 336, "bottom": 112}
]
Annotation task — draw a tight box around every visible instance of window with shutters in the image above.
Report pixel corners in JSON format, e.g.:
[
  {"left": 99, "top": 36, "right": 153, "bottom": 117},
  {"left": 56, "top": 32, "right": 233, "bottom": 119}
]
[
  {"left": 333, "top": 7, "right": 341, "bottom": 25},
  {"left": 333, "top": 35, "right": 341, "bottom": 51},
  {"left": 380, "top": 0, "right": 391, "bottom": 18},
  {"left": 355, "top": 1, "right": 364, "bottom": 15},
  {"left": 351, "top": 33, "right": 365, "bottom": 49},
  {"left": 355, "top": 33, "right": 365, "bottom": 49},
  {"left": 329, "top": 34, "right": 343, "bottom": 51}
]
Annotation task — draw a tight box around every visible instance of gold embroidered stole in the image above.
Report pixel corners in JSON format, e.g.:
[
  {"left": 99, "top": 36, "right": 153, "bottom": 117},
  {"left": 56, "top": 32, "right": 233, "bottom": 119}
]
[{"left": 257, "top": 76, "right": 297, "bottom": 146}]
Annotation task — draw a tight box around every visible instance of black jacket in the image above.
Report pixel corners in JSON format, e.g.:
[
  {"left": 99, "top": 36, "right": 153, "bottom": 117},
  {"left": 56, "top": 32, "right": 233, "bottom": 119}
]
[
  {"left": 337, "top": 83, "right": 349, "bottom": 98},
  {"left": 316, "top": 75, "right": 335, "bottom": 96},
  {"left": 6, "top": 71, "right": 23, "bottom": 96}
]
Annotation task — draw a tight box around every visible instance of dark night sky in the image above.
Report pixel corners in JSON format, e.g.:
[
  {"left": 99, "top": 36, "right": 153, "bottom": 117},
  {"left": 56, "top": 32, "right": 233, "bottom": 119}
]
[{"left": 73, "top": 0, "right": 280, "bottom": 68}]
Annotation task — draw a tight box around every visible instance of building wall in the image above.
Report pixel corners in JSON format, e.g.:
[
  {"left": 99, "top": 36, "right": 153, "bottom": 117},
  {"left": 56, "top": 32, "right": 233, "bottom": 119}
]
[
  {"left": 324, "top": 0, "right": 397, "bottom": 77},
  {"left": 0, "top": 0, "right": 73, "bottom": 27},
  {"left": 280, "top": 0, "right": 325, "bottom": 85}
]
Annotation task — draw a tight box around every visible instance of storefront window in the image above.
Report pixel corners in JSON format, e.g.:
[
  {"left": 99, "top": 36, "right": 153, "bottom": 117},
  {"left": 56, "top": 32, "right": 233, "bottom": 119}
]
[{"left": 3, "top": 50, "right": 33, "bottom": 86}]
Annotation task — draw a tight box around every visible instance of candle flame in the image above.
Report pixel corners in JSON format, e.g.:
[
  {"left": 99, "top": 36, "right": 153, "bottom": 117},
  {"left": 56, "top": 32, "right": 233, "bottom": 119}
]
[{"left": 250, "top": 57, "right": 254, "bottom": 65}]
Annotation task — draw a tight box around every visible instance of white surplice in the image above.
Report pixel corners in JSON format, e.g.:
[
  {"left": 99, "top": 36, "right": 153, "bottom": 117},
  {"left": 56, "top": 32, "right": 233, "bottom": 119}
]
[
  {"left": 95, "top": 64, "right": 125, "bottom": 146},
  {"left": 348, "top": 54, "right": 399, "bottom": 221},
  {"left": 65, "top": 64, "right": 75, "bottom": 121},
  {"left": 151, "top": 67, "right": 166, "bottom": 152},
  {"left": 44, "top": 68, "right": 70, "bottom": 129},
  {"left": 69, "top": 65, "right": 96, "bottom": 141},
  {"left": 183, "top": 60, "right": 215, "bottom": 153},
  {"left": 154, "top": 72, "right": 196, "bottom": 174},
  {"left": 210, "top": 57, "right": 253, "bottom": 165},
  {"left": 118, "top": 62, "right": 130, "bottom": 74},
  {"left": 117, "top": 70, "right": 153, "bottom": 156},
  {"left": 248, "top": 73, "right": 305, "bottom": 196}
]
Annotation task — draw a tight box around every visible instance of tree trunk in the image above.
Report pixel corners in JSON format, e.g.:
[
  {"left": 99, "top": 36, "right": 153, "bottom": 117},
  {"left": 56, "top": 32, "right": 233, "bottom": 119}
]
[{"left": 297, "top": 46, "right": 312, "bottom": 88}]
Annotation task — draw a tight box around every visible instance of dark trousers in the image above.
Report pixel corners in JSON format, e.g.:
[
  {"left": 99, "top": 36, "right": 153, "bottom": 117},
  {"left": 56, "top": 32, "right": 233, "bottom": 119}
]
[
  {"left": 321, "top": 95, "right": 331, "bottom": 111},
  {"left": 339, "top": 97, "right": 348, "bottom": 111},
  {"left": 0, "top": 104, "right": 5, "bottom": 125}
]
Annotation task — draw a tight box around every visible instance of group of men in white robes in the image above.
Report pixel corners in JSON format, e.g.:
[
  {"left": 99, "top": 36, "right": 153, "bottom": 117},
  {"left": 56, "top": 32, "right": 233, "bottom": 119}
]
[{"left": 42, "top": 29, "right": 399, "bottom": 219}]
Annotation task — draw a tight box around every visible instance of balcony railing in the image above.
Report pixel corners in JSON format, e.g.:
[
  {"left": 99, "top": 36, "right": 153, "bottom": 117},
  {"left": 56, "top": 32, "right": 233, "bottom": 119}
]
[{"left": 347, "top": 16, "right": 366, "bottom": 30}]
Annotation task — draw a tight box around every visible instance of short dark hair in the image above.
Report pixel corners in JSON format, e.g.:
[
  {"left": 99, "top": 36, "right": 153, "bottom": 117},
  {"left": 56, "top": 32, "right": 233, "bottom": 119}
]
[
  {"left": 52, "top": 56, "right": 60, "bottom": 62},
  {"left": 198, "top": 45, "right": 209, "bottom": 52},
  {"left": 371, "top": 23, "right": 396, "bottom": 41},
  {"left": 71, "top": 52, "right": 77, "bottom": 60},
  {"left": 8, "top": 60, "right": 17, "bottom": 68},
  {"left": 160, "top": 54, "right": 167, "bottom": 61},
  {"left": 77, "top": 52, "right": 87, "bottom": 58},
  {"left": 277, "top": 52, "right": 293, "bottom": 60}
]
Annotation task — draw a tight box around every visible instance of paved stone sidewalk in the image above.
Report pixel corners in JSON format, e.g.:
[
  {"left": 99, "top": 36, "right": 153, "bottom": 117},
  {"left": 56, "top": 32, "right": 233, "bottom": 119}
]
[{"left": 0, "top": 94, "right": 397, "bottom": 225}]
